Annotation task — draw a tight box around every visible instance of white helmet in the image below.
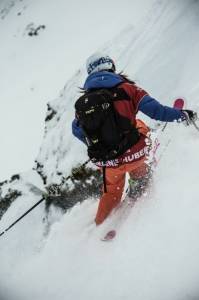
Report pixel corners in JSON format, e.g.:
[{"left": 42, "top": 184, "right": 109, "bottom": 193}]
[{"left": 86, "top": 52, "right": 116, "bottom": 75}]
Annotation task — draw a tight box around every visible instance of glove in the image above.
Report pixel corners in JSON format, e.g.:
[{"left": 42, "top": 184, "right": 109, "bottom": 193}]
[{"left": 181, "top": 109, "right": 198, "bottom": 126}]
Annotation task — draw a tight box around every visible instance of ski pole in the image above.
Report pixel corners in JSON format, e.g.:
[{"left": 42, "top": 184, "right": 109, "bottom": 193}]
[
  {"left": 192, "top": 119, "right": 199, "bottom": 132},
  {"left": 161, "top": 122, "right": 168, "bottom": 132},
  {"left": 0, "top": 196, "right": 46, "bottom": 237},
  {"left": 0, "top": 158, "right": 91, "bottom": 238}
]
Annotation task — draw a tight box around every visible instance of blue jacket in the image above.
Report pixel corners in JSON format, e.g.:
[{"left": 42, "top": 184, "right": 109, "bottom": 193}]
[{"left": 72, "top": 72, "right": 184, "bottom": 143}]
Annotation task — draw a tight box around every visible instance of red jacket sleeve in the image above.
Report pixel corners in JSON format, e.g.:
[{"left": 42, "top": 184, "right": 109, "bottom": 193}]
[{"left": 121, "top": 83, "right": 148, "bottom": 112}]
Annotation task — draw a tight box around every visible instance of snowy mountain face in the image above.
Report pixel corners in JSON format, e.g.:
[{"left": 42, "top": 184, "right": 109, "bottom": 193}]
[
  {"left": 0, "top": 0, "right": 151, "bottom": 181},
  {"left": 1, "top": 1, "right": 199, "bottom": 300}
]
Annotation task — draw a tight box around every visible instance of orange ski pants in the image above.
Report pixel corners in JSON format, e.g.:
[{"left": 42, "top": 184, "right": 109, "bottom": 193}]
[
  {"left": 95, "top": 119, "right": 150, "bottom": 225},
  {"left": 95, "top": 159, "right": 149, "bottom": 225}
]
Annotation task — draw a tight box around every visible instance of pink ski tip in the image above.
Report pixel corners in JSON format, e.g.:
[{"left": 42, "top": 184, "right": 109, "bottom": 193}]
[
  {"left": 101, "top": 230, "right": 116, "bottom": 241},
  {"left": 173, "top": 98, "right": 185, "bottom": 109}
]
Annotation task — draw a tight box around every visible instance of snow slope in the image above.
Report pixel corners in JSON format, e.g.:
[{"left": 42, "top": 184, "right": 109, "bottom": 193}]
[
  {"left": 1, "top": 1, "right": 199, "bottom": 300},
  {"left": 0, "top": 0, "right": 152, "bottom": 181}
]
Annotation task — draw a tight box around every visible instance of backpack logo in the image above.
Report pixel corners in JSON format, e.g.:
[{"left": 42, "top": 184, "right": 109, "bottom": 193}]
[{"left": 102, "top": 103, "right": 110, "bottom": 110}]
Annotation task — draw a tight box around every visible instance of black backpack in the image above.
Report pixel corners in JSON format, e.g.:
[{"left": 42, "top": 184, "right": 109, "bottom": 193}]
[{"left": 75, "top": 87, "right": 140, "bottom": 162}]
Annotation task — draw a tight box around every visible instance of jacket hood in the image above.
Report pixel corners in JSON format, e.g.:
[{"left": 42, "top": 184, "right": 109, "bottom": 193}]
[{"left": 83, "top": 71, "right": 124, "bottom": 90}]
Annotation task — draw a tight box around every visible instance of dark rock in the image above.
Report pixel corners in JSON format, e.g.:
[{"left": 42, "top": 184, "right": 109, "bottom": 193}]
[
  {"left": 10, "top": 174, "right": 20, "bottom": 182},
  {"left": 45, "top": 166, "right": 102, "bottom": 211},
  {"left": 26, "top": 23, "right": 46, "bottom": 37},
  {"left": 0, "top": 189, "right": 22, "bottom": 220},
  {"left": 45, "top": 104, "right": 57, "bottom": 122}
]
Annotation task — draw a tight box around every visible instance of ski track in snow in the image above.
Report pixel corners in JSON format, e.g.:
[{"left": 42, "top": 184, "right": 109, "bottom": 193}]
[{"left": 1, "top": 1, "right": 199, "bottom": 300}]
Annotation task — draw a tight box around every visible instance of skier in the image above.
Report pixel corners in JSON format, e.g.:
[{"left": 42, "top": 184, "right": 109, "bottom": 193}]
[{"left": 72, "top": 53, "right": 197, "bottom": 225}]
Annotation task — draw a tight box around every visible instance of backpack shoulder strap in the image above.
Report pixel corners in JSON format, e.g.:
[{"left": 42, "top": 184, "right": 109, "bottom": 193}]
[{"left": 110, "top": 85, "right": 131, "bottom": 102}]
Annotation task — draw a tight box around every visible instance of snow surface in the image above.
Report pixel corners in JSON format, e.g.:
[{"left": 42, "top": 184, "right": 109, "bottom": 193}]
[{"left": 1, "top": 1, "right": 199, "bottom": 300}]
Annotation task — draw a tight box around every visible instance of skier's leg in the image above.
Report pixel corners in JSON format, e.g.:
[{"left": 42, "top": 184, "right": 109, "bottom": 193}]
[
  {"left": 95, "top": 166, "right": 125, "bottom": 225},
  {"left": 127, "top": 159, "right": 152, "bottom": 200}
]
